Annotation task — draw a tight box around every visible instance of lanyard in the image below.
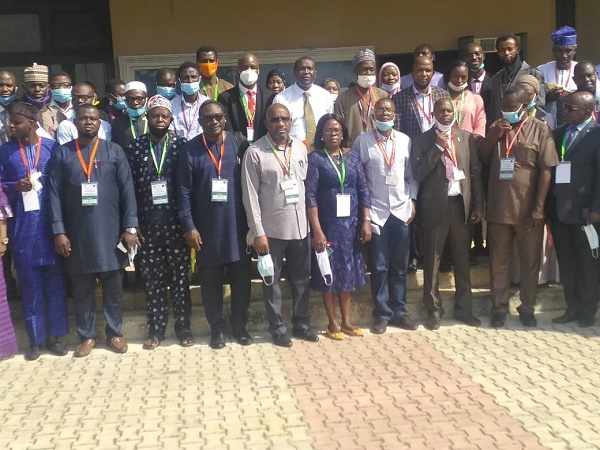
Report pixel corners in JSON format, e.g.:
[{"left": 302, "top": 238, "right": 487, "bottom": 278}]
[
  {"left": 149, "top": 134, "right": 169, "bottom": 178},
  {"left": 324, "top": 149, "right": 346, "bottom": 193},
  {"left": 555, "top": 63, "right": 573, "bottom": 88},
  {"left": 373, "top": 130, "right": 396, "bottom": 170},
  {"left": 201, "top": 78, "right": 220, "bottom": 100},
  {"left": 266, "top": 135, "right": 292, "bottom": 177},
  {"left": 504, "top": 117, "right": 529, "bottom": 157},
  {"left": 560, "top": 117, "right": 593, "bottom": 160},
  {"left": 75, "top": 138, "right": 100, "bottom": 182},
  {"left": 355, "top": 86, "right": 374, "bottom": 131},
  {"left": 453, "top": 90, "right": 466, "bottom": 126},
  {"left": 129, "top": 116, "right": 148, "bottom": 139},
  {"left": 203, "top": 132, "right": 226, "bottom": 178},
  {"left": 239, "top": 87, "right": 256, "bottom": 127},
  {"left": 414, "top": 92, "right": 433, "bottom": 126},
  {"left": 18, "top": 137, "right": 41, "bottom": 177},
  {"left": 182, "top": 97, "right": 201, "bottom": 134}
]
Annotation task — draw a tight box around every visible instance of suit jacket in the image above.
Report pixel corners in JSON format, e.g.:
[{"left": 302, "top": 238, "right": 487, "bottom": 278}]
[
  {"left": 468, "top": 72, "right": 492, "bottom": 126},
  {"left": 549, "top": 121, "right": 600, "bottom": 224},
  {"left": 218, "top": 85, "right": 274, "bottom": 150},
  {"left": 411, "top": 127, "right": 484, "bottom": 227},
  {"left": 392, "top": 87, "right": 450, "bottom": 140}
]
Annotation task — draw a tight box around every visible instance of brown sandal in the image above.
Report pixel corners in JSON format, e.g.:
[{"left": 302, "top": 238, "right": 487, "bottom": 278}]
[
  {"left": 142, "top": 336, "right": 160, "bottom": 350},
  {"left": 178, "top": 330, "right": 195, "bottom": 347}
]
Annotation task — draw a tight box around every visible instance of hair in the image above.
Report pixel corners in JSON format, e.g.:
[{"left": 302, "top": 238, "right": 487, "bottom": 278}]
[
  {"left": 266, "top": 69, "right": 286, "bottom": 84},
  {"left": 574, "top": 60, "right": 595, "bottom": 74},
  {"left": 178, "top": 61, "right": 199, "bottom": 78},
  {"left": 293, "top": 56, "right": 315, "bottom": 71},
  {"left": 495, "top": 34, "right": 519, "bottom": 50},
  {"left": 414, "top": 43, "right": 435, "bottom": 56},
  {"left": 50, "top": 70, "right": 72, "bottom": 81},
  {"left": 444, "top": 60, "right": 468, "bottom": 84},
  {"left": 104, "top": 78, "right": 125, "bottom": 96},
  {"left": 196, "top": 45, "right": 218, "bottom": 61},
  {"left": 74, "top": 81, "right": 96, "bottom": 91},
  {"left": 321, "top": 78, "right": 340, "bottom": 90},
  {"left": 199, "top": 99, "right": 224, "bottom": 115},
  {"left": 75, "top": 104, "right": 98, "bottom": 115},
  {"left": 505, "top": 85, "right": 528, "bottom": 103},
  {"left": 156, "top": 68, "right": 176, "bottom": 79},
  {"left": 313, "top": 114, "right": 350, "bottom": 152}
]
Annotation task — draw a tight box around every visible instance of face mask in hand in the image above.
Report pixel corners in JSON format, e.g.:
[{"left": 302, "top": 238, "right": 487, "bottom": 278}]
[
  {"left": 315, "top": 249, "right": 333, "bottom": 286},
  {"left": 582, "top": 224, "right": 599, "bottom": 258},
  {"left": 257, "top": 253, "right": 275, "bottom": 285}
]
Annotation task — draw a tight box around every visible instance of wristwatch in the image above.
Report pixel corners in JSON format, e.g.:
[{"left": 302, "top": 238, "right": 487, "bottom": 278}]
[
  {"left": 0, "top": 237, "right": 8, "bottom": 245},
  {"left": 125, "top": 228, "right": 137, "bottom": 235}
]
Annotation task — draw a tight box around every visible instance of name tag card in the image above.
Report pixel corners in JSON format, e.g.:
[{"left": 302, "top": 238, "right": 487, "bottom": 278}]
[
  {"left": 246, "top": 127, "right": 254, "bottom": 143},
  {"left": 151, "top": 180, "right": 168, "bottom": 205},
  {"left": 22, "top": 190, "right": 40, "bottom": 212},
  {"left": 555, "top": 161, "right": 571, "bottom": 184},
  {"left": 81, "top": 182, "right": 98, "bottom": 206},
  {"left": 453, "top": 168, "right": 466, "bottom": 181},
  {"left": 283, "top": 180, "right": 300, "bottom": 204},
  {"left": 385, "top": 173, "right": 398, "bottom": 186},
  {"left": 499, "top": 157, "right": 516, "bottom": 181},
  {"left": 280, "top": 179, "right": 295, "bottom": 191},
  {"left": 211, "top": 178, "right": 228, "bottom": 202},
  {"left": 336, "top": 194, "right": 351, "bottom": 217}
]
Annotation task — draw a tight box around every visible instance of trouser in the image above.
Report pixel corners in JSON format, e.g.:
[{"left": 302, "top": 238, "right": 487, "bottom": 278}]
[
  {"left": 198, "top": 253, "right": 251, "bottom": 334},
  {"left": 488, "top": 222, "right": 544, "bottom": 315},
  {"left": 71, "top": 270, "right": 123, "bottom": 340},
  {"left": 138, "top": 241, "right": 191, "bottom": 339},
  {"left": 552, "top": 219, "right": 600, "bottom": 317},
  {"left": 3, "top": 250, "right": 17, "bottom": 300},
  {"left": 420, "top": 196, "right": 473, "bottom": 315},
  {"left": 263, "top": 237, "right": 310, "bottom": 337},
  {"left": 369, "top": 215, "right": 410, "bottom": 320},
  {"left": 16, "top": 261, "right": 68, "bottom": 346}
]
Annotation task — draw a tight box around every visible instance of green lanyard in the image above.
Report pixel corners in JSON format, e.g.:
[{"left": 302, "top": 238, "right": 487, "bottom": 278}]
[
  {"left": 453, "top": 90, "right": 465, "bottom": 126},
  {"left": 266, "top": 135, "right": 292, "bottom": 177},
  {"left": 530, "top": 108, "right": 537, "bottom": 118},
  {"left": 130, "top": 116, "right": 148, "bottom": 139},
  {"left": 201, "top": 78, "right": 220, "bottom": 100},
  {"left": 561, "top": 117, "right": 592, "bottom": 160},
  {"left": 324, "top": 149, "right": 346, "bottom": 193},
  {"left": 239, "top": 87, "right": 255, "bottom": 125},
  {"left": 149, "top": 134, "right": 169, "bottom": 178}
]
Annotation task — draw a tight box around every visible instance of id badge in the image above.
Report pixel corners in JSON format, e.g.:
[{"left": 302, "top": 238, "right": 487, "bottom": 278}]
[
  {"left": 499, "top": 157, "right": 516, "bottom": 181},
  {"left": 81, "top": 182, "right": 98, "bottom": 206},
  {"left": 211, "top": 178, "right": 228, "bottom": 202},
  {"left": 246, "top": 127, "right": 254, "bottom": 143},
  {"left": 22, "top": 190, "right": 40, "bottom": 212},
  {"left": 385, "top": 174, "right": 398, "bottom": 186},
  {"left": 151, "top": 180, "right": 168, "bottom": 205},
  {"left": 453, "top": 168, "right": 466, "bottom": 181},
  {"left": 336, "top": 194, "right": 351, "bottom": 218},
  {"left": 284, "top": 180, "right": 300, "bottom": 204},
  {"left": 280, "top": 179, "right": 295, "bottom": 191},
  {"left": 555, "top": 161, "right": 571, "bottom": 184}
]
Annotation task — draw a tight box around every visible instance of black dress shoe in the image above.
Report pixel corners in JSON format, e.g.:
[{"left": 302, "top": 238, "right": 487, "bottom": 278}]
[
  {"left": 25, "top": 345, "right": 42, "bottom": 361},
  {"left": 292, "top": 328, "right": 319, "bottom": 342},
  {"left": 389, "top": 315, "right": 418, "bottom": 331},
  {"left": 455, "top": 312, "right": 482, "bottom": 328},
  {"left": 490, "top": 313, "right": 506, "bottom": 328},
  {"left": 234, "top": 330, "right": 254, "bottom": 346},
  {"left": 578, "top": 317, "right": 595, "bottom": 328},
  {"left": 519, "top": 312, "right": 537, "bottom": 327},
  {"left": 273, "top": 334, "right": 293, "bottom": 348},
  {"left": 425, "top": 312, "right": 441, "bottom": 330},
  {"left": 371, "top": 319, "right": 388, "bottom": 334},
  {"left": 46, "top": 338, "right": 68, "bottom": 356},
  {"left": 408, "top": 258, "right": 418, "bottom": 273},
  {"left": 552, "top": 311, "right": 580, "bottom": 324},
  {"left": 209, "top": 331, "right": 226, "bottom": 350}
]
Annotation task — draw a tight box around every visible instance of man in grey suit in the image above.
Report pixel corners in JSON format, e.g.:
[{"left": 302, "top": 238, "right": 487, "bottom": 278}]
[{"left": 411, "top": 99, "right": 484, "bottom": 330}]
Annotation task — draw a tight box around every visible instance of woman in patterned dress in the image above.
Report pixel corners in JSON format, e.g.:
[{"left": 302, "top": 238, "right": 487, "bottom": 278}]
[{"left": 0, "top": 184, "right": 17, "bottom": 361}]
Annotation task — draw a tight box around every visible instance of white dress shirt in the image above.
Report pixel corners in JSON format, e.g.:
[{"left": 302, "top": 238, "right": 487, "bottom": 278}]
[
  {"left": 56, "top": 118, "right": 111, "bottom": 145},
  {"left": 272, "top": 83, "right": 334, "bottom": 141},
  {"left": 412, "top": 85, "right": 434, "bottom": 133},
  {"left": 434, "top": 130, "right": 462, "bottom": 197},
  {"left": 49, "top": 99, "right": 75, "bottom": 120},
  {"left": 238, "top": 83, "right": 258, "bottom": 126},
  {"left": 470, "top": 72, "right": 486, "bottom": 95},
  {"left": 170, "top": 93, "right": 210, "bottom": 140}
]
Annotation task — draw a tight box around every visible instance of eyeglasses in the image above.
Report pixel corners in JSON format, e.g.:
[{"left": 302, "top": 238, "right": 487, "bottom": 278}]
[
  {"left": 200, "top": 113, "right": 225, "bottom": 122},
  {"left": 323, "top": 128, "right": 343, "bottom": 135},
  {"left": 127, "top": 96, "right": 146, "bottom": 104},
  {"left": 375, "top": 107, "right": 394, "bottom": 114},
  {"left": 50, "top": 82, "right": 71, "bottom": 89},
  {"left": 563, "top": 103, "right": 581, "bottom": 112},
  {"left": 72, "top": 94, "right": 94, "bottom": 102},
  {"left": 267, "top": 116, "right": 290, "bottom": 123}
]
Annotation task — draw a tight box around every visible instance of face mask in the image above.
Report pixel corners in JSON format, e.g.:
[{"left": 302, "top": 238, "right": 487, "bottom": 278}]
[
  {"left": 24, "top": 92, "right": 50, "bottom": 106},
  {"left": 127, "top": 106, "right": 146, "bottom": 118},
  {"left": 156, "top": 85, "right": 176, "bottom": 100},
  {"left": 239, "top": 69, "right": 259, "bottom": 86},
  {"left": 501, "top": 105, "right": 525, "bottom": 124},
  {"left": 257, "top": 253, "right": 274, "bottom": 286},
  {"left": 469, "top": 63, "right": 485, "bottom": 73},
  {"left": 51, "top": 88, "right": 72, "bottom": 103},
  {"left": 582, "top": 224, "right": 599, "bottom": 258},
  {"left": 381, "top": 82, "right": 400, "bottom": 92},
  {"left": 181, "top": 82, "right": 200, "bottom": 96},
  {"left": 448, "top": 81, "right": 468, "bottom": 92},
  {"left": 357, "top": 75, "right": 376, "bottom": 88},
  {"left": 374, "top": 119, "right": 394, "bottom": 132},
  {"left": 315, "top": 249, "right": 333, "bottom": 286},
  {"left": 197, "top": 61, "right": 218, "bottom": 78},
  {"left": 0, "top": 91, "right": 17, "bottom": 106},
  {"left": 434, "top": 117, "right": 455, "bottom": 133},
  {"left": 527, "top": 94, "right": 537, "bottom": 110},
  {"left": 113, "top": 96, "right": 127, "bottom": 111}
]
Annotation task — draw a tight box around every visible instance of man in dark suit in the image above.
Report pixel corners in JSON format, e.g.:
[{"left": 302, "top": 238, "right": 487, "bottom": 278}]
[
  {"left": 556, "top": 61, "right": 600, "bottom": 127},
  {"left": 412, "top": 99, "right": 484, "bottom": 329},
  {"left": 465, "top": 43, "right": 492, "bottom": 126},
  {"left": 549, "top": 91, "right": 600, "bottom": 327},
  {"left": 218, "top": 53, "right": 273, "bottom": 152}
]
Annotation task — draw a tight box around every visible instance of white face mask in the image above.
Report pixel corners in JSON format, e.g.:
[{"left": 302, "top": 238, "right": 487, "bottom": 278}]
[
  {"left": 257, "top": 253, "right": 275, "bottom": 285},
  {"left": 434, "top": 117, "right": 455, "bottom": 133},
  {"left": 357, "top": 75, "right": 376, "bottom": 88},
  {"left": 240, "top": 69, "right": 259, "bottom": 86},
  {"left": 448, "top": 81, "right": 468, "bottom": 91},
  {"left": 582, "top": 224, "right": 599, "bottom": 258},
  {"left": 315, "top": 249, "right": 333, "bottom": 286}
]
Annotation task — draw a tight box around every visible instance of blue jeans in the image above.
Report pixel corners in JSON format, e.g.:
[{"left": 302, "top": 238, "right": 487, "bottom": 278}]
[{"left": 369, "top": 215, "right": 411, "bottom": 320}]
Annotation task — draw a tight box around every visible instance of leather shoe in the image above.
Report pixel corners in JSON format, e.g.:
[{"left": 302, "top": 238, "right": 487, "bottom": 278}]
[
  {"left": 389, "top": 315, "right": 418, "bottom": 331},
  {"left": 455, "top": 312, "right": 482, "bottom": 328},
  {"left": 25, "top": 345, "right": 42, "bottom": 361},
  {"left": 46, "top": 338, "right": 68, "bottom": 356},
  {"left": 552, "top": 311, "right": 580, "bottom": 324},
  {"left": 490, "top": 313, "right": 506, "bottom": 328},
  {"left": 371, "top": 318, "right": 388, "bottom": 334},
  {"left": 233, "top": 330, "right": 253, "bottom": 346},
  {"left": 408, "top": 258, "right": 418, "bottom": 273},
  {"left": 519, "top": 312, "right": 537, "bottom": 327},
  {"left": 209, "top": 331, "right": 226, "bottom": 350},
  {"left": 106, "top": 336, "right": 128, "bottom": 354},
  {"left": 292, "top": 328, "right": 319, "bottom": 342},
  {"left": 273, "top": 334, "right": 293, "bottom": 348},
  {"left": 425, "top": 312, "right": 441, "bottom": 330},
  {"left": 578, "top": 317, "right": 595, "bottom": 328},
  {"left": 74, "top": 339, "right": 96, "bottom": 357}
]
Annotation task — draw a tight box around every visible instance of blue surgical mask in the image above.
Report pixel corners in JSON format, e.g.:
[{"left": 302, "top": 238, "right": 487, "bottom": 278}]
[
  {"left": 0, "top": 91, "right": 17, "bottom": 106},
  {"left": 381, "top": 82, "right": 400, "bottom": 92},
  {"left": 156, "top": 85, "right": 176, "bottom": 100},
  {"left": 51, "top": 88, "right": 72, "bottom": 104},
  {"left": 115, "top": 97, "right": 127, "bottom": 111},
  {"left": 501, "top": 105, "right": 525, "bottom": 124},
  {"left": 180, "top": 82, "right": 200, "bottom": 96},
  {"left": 257, "top": 254, "right": 274, "bottom": 286},
  {"left": 127, "top": 106, "right": 146, "bottom": 118},
  {"left": 527, "top": 94, "right": 537, "bottom": 110},
  {"left": 375, "top": 119, "right": 395, "bottom": 132}
]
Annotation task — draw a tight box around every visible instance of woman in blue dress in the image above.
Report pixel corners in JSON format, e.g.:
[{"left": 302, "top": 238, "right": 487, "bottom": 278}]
[{"left": 305, "top": 114, "right": 371, "bottom": 340}]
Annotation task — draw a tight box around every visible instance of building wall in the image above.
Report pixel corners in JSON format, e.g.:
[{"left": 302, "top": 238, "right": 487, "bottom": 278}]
[
  {"left": 575, "top": 0, "right": 600, "bottom": 63},
  {"left": 109, "top": 0, "right": 556, "bottom": 66}
]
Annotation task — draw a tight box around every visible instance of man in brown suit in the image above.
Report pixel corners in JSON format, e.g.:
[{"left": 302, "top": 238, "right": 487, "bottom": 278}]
[{"left": 412, "top": 99, "right": 484, "bottom": 330}]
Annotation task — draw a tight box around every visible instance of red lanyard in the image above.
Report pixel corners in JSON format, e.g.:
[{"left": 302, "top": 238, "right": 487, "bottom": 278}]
[
  {"left": 266, "top": 135, "right": 292, "bottom": 177},
  {"left": 414, "top": 92, "right": 433, "bottom": 125},
  {"left": 18, "top": 137, "right": 41, "bottom": 177},
  {"left": 504, "top": 117, "right": 528, "bottom": 157},
  {"left": 555, "top": 63, "right": 573, "bottom": 88},
  {"left": 373, "top": 130, "right": 395, "bottom": 170},
  {"left": 75, "top": 138, "right": 100, "bottom": 182},
  {"left": 356, "top": 86, "right": 374, "bottom": 130},
  {"left": 203, "top": 132, "right": 226, "bottom": 178}
]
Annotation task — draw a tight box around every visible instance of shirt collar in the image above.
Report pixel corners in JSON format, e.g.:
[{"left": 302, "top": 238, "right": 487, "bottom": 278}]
[
  {"left": 376, "top": 129, "right": 394, "bottom": 143},
  {"left": 412, "top": 84, "right": 431, "bottom": 97},
  {"left": 238, "top": 83, "right": 257, "bottom": 95},
  {"left": 575, "top": 116, "right": 594, "bottom": 131},
  {"left": 471, "top": 72, "right": 486, "bottom": 82}
]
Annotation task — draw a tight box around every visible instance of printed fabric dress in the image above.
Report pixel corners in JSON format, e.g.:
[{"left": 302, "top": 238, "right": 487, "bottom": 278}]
[
  {"left": 0, "top": 186, "right": 17, "bottom": 361},
  {"left": 305, "top": 148, "right": 370, "bottom": 292}
]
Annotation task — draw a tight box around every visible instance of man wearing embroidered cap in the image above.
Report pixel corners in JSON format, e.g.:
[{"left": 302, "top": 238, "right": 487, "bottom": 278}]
[
  {"left": 22, "top": 63, "right": 64, "bottom": 139},
  {"left": 111, "top": 81, "right": 148, "bottom": 150},
  {"left": 335, "top": 49, "right": 388, "bottom": 146},
  {"left": 126, "top": 95, "right": 193, "bottom": 349}
]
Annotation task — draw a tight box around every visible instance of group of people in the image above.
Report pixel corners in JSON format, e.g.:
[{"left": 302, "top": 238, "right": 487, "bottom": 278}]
[{"left": 1, "top": 26, "right": 599, "bottom": 363}]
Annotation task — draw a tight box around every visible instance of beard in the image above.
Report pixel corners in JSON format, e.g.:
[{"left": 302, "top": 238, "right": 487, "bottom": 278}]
[{"left": 79, "top": 130, "right": 97, "bottom": 138}]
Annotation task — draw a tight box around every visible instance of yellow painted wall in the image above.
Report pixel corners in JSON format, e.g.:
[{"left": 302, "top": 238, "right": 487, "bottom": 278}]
[
  {"left": 576, "top": 0, "right": 600, "bottom": 63},
  {"left": 110, "top": 0, "right": 555, "bottom": 65}
]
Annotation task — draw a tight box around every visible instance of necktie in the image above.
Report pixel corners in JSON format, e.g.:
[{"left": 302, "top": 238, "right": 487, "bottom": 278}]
[
  {"left": 473, "top": 79, "right": 481, "bottom": 94},
  {"left": 445, "top": 154, "right": 454, "bottom": 181},
  {"left": 304, "top": 91, "right": 316, "bottom": 148},
  {"left": 247, "top": 90, "right": 256, "bottom": 120},
  {"left": 565, "top": 125, "right": 578, "bottom": 148}
]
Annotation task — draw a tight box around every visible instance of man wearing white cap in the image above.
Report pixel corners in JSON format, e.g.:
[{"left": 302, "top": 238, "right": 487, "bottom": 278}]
[{"left": 111, "top": 81, "right": 148, "bottom": 150}]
